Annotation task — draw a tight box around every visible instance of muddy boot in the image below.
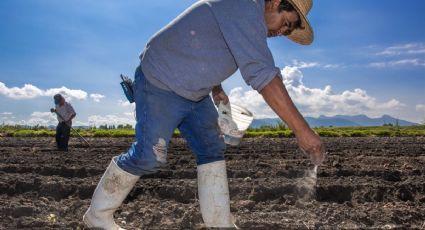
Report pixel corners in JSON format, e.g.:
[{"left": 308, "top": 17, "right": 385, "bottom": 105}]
[
  {"left": 197, "top": 160, "right": 237, "bottom": 228},
  {"left": 83, "top": 157, "right": 139, "bottom": 230}
]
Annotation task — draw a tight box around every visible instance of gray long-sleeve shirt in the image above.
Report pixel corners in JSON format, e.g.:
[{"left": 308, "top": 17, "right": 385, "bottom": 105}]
[{"left": 140, "top": 0, "right": 281, "bottom": 101}]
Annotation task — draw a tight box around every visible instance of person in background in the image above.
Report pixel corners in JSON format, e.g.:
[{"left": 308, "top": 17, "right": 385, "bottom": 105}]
[{"left": 51, "top": 94, "right": 76, "bottom": 152}]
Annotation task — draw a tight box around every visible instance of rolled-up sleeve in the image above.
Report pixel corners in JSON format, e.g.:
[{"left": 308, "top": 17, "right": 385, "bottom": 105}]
[{"left": 215, "top": 2, "right": 281, "bottom": 92}]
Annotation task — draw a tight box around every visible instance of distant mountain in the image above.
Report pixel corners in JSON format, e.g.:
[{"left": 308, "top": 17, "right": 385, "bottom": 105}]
[
  {"left": 305, "top": 116, "right": 359, "bottom": 127},
  {"left": 251, "top": 118, "right": 283, "bottom": 128},
  {"left": 250, "top": 115, "right": 418, "bottom": 128}
]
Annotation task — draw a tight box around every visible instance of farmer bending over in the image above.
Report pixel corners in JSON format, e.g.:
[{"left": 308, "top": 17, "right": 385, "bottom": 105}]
[
  {"left": 84, "top": 0, "right": 326, "bottom": 228},
  {"left": 51, "top": 94, "right": 76, "bottom": 152}
]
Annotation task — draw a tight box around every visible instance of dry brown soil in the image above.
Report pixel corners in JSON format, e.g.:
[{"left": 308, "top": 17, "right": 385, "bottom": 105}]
[{"left": 0, "top": 137, "right": 424, "bottom": 229}]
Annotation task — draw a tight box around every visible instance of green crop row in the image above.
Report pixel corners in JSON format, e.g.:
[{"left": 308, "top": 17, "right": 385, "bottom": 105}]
[
  {"left": 1, "top": 125, "right": 424, "bottom": 137},
  {"left": 312, "top": 126, "right": 425, "bottom": 137}
]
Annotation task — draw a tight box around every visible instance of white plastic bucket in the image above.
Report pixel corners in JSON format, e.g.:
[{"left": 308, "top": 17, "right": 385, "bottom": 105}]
[{"left": 217, "top": 102, "right": 254, "bottom": 146}]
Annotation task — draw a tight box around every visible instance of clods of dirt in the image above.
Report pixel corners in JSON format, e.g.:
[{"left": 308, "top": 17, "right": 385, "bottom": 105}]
[{"left": 0, "top": 137, "right": 424, "bottom": 229}]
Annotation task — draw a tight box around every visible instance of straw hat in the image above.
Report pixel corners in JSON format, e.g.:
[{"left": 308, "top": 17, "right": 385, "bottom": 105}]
[{"left": 286, "top": 0, "right": 314, "bottom": 45}]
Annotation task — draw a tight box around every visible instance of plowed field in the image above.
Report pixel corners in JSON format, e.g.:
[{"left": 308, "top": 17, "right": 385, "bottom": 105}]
[{"left": 1, "top": 137, "right": 424, "bottom": 229}]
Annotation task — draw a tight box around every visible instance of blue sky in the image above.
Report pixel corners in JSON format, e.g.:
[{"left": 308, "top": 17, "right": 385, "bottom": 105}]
[{"left": 1, "top": 0, "right": 424, "bottom": 126}]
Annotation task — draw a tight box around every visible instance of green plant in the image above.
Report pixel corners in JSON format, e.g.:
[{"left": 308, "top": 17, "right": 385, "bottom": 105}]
[{"left": 1, "top": 124, "right": 424, "bottom": 138}]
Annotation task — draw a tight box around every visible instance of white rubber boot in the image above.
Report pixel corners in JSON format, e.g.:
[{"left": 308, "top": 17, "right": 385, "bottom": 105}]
[
  {"left": 198, "top": 160, "right": 236, "bottom": 228},
  {"left": 83, "top": 157, "right": 140, "bottom": 230}
]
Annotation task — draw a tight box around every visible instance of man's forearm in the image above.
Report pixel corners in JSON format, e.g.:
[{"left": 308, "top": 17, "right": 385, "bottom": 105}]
[
  {"left": 212, "top": 84, "right": 223, "bottom": 94},
  {"left": 260, "top": 76, "right": 310, "bottom": 134},
  {"left": 212, "top": 84, "right": 229, "bottom": 105},
  {"left": 260, "top": 76, "right": 326, "bottom": 165}
]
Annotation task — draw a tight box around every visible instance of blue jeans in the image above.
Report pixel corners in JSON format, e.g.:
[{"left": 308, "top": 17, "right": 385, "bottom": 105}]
[{"left": 116, "top": 66, "right": 226, "bottom": 176}]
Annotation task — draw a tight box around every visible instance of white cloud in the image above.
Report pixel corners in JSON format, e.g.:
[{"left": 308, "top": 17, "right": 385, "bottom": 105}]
[
  {"left": 1, "top": 110, "right": 136, "bottom": 127},
  {"left": 0, "top": 81, "right": 103, "bottom": 101},
  {"left": 72, "top": 120, "right": 89, "bottom": 127},
  {"left": 118, "top": 99, "right": 135, "bottom": 108},
  {"left": 292, "top": 60, "right": 320, "bottom": 69},
  {"left": 0, "top": 120, "right": 20, "bottom": 125},
  {"left": 229, "top": 66, "right": 404, "bottom": 119},
  {"left": 370, "top": 43, "right": 425, "bottom": 68},
  {"left": 124, "top": 112, "right": 134, "bottom": 117},
  {"left": 0, "top": 82, "right": 43, "bottom": 99},
  {"left": 90, "top": 93, "right": 105, "bottom": 102},
  {"left": 368, "top": 62, "right": 387, "bottom": 68},
  {"left": 229, "top": 87, "right": 273, "bottom": 119},
  {"left": 25, "top": 112, "right": 57, "bottom": 126},
  {"left": 44, "top": 86, "right": 88, "bottom": 101},
  {"left": 368, "top": 59, "right": 425, "bottom": 68},
  {"left": 291, "top": 60, "right": 341, "bottom": 69},
  {"left": 416, "top": 104, "right": 425, "bottom": 112},
  {"left": 390, "top": 59, "right": 425, "bottom": 66},
  {"left": 376, "top": 43, "right": 425, "bottom": 56},
  {"left": 0, "top": 112, "right": 16, "bottom": 123},
  {"left": 323, "top": 64, "right": 341, "bottom": 69},
  {"left": 87, "top": 113, "right": 135, "bottom": 127}
]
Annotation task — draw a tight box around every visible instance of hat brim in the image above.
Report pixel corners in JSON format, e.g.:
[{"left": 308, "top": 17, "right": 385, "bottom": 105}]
[{"left": 286, "top": 1, "right": 314, "bottom": 45}]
